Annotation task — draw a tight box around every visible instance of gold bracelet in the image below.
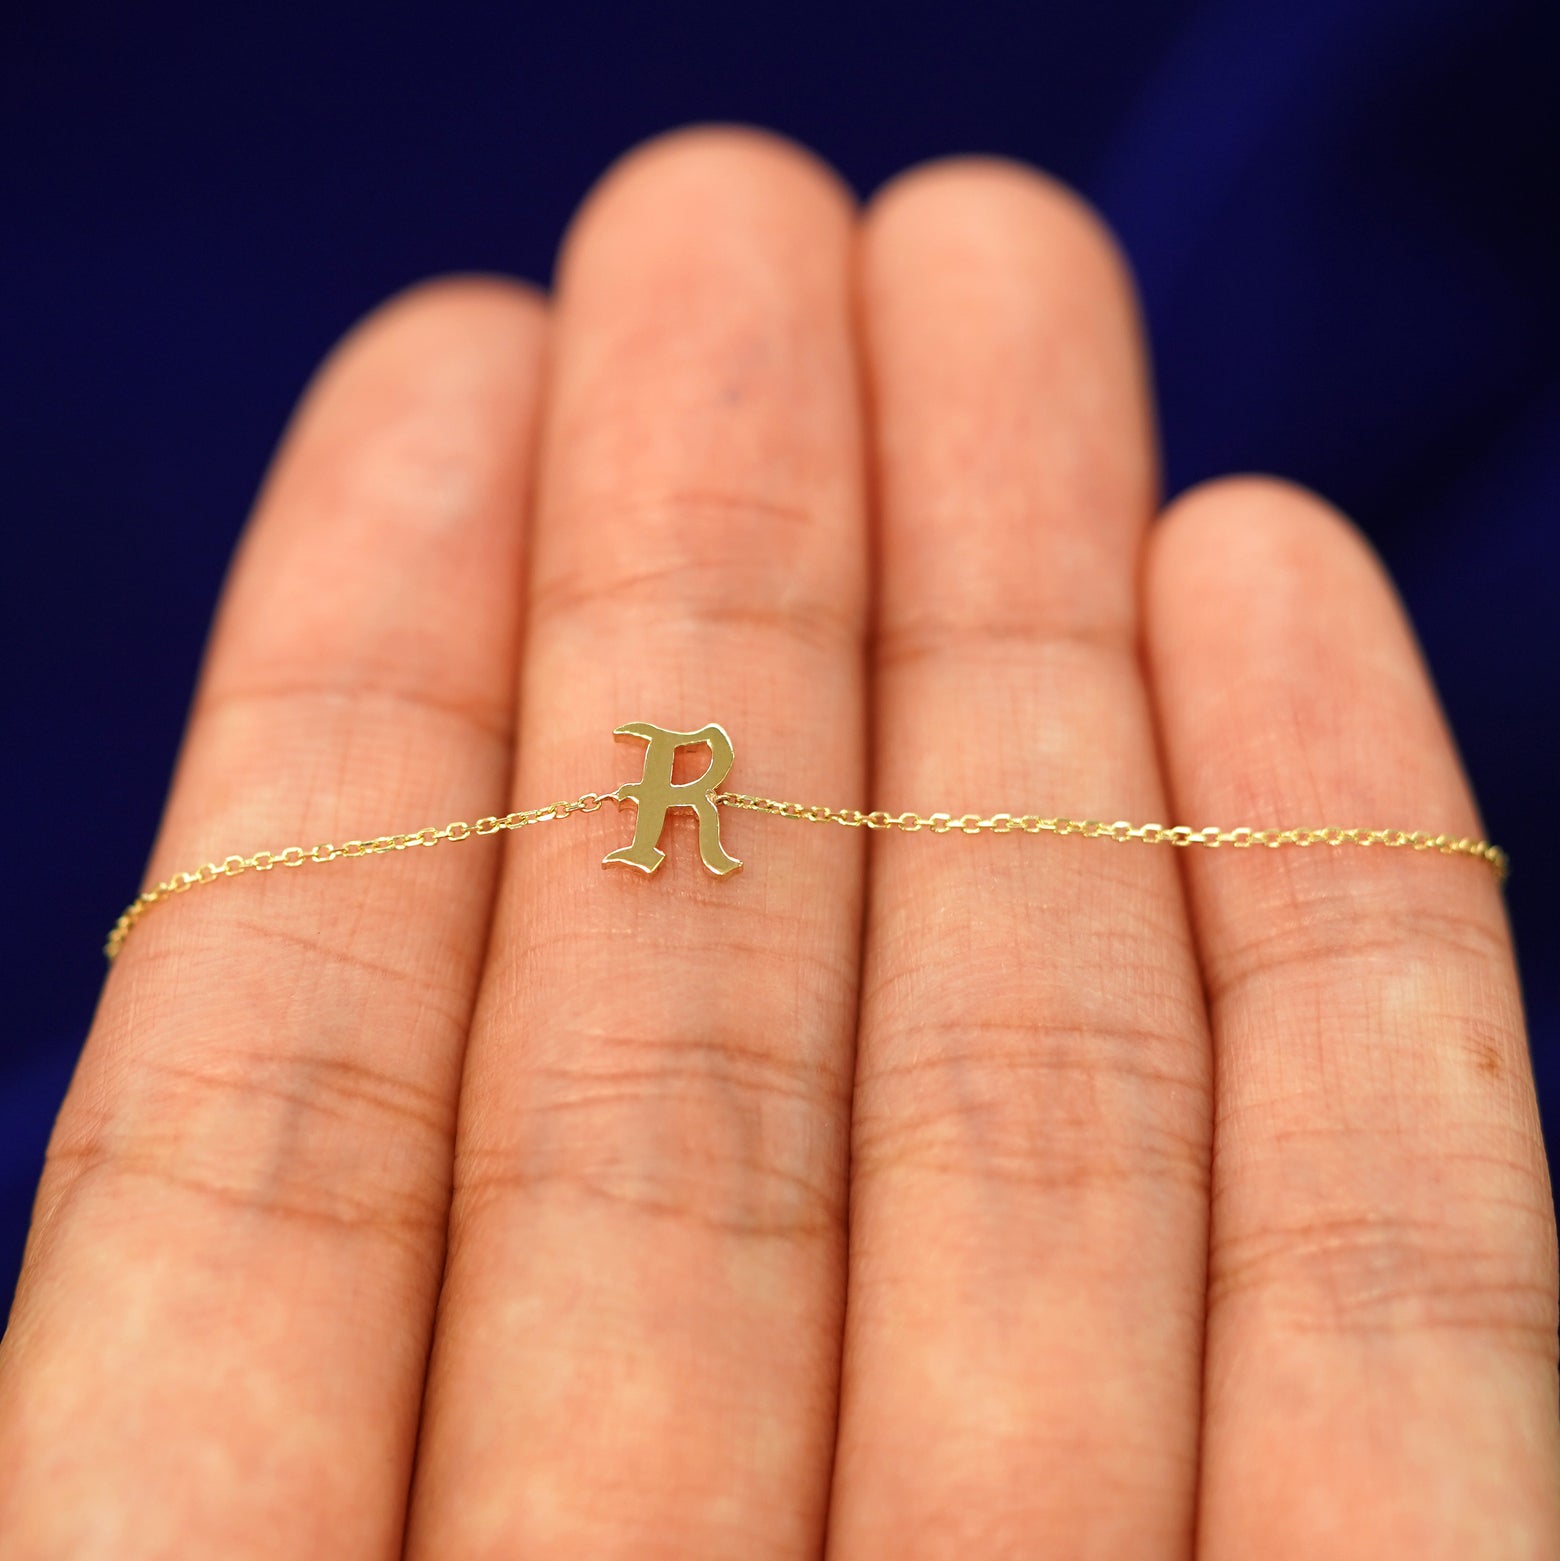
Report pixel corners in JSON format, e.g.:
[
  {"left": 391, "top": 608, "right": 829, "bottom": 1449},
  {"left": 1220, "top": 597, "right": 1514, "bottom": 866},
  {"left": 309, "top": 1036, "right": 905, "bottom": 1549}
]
[{"left": 105, "top": 719, "right": 1509, "bottom": 960}]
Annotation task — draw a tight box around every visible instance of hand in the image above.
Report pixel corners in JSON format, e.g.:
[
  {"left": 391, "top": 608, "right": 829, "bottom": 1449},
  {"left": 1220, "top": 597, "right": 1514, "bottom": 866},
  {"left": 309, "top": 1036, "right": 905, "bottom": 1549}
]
[{"left": 2, "top": 128, "right": 1553, "bottom": 1560}]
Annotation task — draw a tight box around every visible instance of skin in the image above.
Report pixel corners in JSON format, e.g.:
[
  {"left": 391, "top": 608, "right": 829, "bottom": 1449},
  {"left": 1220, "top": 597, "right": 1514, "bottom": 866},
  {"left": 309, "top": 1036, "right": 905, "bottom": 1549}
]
[{"left": 0, "top": 127, "right": 1553, "bottom": 1560}]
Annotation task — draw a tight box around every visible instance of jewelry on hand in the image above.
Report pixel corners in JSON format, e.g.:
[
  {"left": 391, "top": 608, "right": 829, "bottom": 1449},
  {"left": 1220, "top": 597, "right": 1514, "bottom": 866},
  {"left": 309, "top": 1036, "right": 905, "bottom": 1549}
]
[{"left": 104, "top": 720, "right": 1510, "bottom": 959}]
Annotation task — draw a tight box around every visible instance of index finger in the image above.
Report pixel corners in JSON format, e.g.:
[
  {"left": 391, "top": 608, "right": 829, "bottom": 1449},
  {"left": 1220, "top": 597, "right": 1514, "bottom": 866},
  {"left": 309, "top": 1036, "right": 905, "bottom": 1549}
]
[{"left": 0, "top": 280, "right": 546, "bottom": 1557}]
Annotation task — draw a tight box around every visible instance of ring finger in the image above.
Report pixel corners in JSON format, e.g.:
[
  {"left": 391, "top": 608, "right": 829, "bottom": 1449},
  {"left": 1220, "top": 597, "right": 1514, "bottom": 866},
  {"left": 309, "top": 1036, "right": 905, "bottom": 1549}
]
[{"left": 830, "top": 162, "right": 1212, "bottom": 1559}]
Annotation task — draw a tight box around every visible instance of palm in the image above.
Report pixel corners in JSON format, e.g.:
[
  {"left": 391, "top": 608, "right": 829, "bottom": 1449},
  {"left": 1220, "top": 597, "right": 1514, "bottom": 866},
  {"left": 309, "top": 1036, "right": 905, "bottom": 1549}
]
[{"left": 1, "top": 130, "right": 1552, "bottom": 1561}]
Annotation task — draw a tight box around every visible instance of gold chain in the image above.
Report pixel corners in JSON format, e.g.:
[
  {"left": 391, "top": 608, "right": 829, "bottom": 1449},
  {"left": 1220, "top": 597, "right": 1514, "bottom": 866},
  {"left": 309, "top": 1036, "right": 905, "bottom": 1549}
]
[
  {"left": 714, "top": 790, "right": 1509, "bottom": 874},
  {"left": 106, "top": 784, "right": 1508, "bottom": 961},
  {"left": 105, "top": 792, "right": 616, "bottom": 961}
]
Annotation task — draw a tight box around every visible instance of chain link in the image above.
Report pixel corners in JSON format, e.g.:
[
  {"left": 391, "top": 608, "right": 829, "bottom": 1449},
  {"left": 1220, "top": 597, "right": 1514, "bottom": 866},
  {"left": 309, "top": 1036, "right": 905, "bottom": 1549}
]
[
  {"left": 713, "top": 791, "right": 1510, "bottom": 876},
  {"left": 106, "top": 785, "right": 1508, "bottom": 960},
  {"left": 104, "top": 791, "right": 614, "bottom": 960}
]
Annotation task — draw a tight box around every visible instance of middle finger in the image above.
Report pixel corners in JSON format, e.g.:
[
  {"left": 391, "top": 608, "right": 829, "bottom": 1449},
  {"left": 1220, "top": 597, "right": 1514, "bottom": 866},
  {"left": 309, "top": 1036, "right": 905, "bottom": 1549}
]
[{"left": 407, "top": 129, "right": 869, "bottom": 1559}]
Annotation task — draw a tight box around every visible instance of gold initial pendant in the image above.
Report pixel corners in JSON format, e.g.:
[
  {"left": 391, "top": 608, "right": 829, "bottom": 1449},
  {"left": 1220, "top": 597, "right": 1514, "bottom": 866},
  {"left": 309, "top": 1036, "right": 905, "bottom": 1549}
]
[{"left": 604, "top": 721, "right": 743, "bottom": 877}]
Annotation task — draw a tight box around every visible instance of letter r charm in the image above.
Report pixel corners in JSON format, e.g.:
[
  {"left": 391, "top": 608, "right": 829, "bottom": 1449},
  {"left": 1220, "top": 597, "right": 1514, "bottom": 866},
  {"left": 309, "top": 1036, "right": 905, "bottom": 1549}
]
[{"left": 604, "top": 721, "right": 742, "bottom": 877}]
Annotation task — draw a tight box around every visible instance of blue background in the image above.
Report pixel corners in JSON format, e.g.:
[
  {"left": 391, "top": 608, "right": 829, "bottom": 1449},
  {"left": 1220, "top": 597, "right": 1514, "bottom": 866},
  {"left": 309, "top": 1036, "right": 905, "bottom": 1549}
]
[{"left": 4, "top": 0, "right": 1557, "bottom": 1308}]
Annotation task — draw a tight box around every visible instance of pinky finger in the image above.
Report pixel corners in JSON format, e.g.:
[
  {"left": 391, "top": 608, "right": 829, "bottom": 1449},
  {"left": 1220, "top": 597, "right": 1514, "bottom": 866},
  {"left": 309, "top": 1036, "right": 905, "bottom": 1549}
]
[{"left": 1145, "top": 478, "right": 1559, "bottom": 1559}]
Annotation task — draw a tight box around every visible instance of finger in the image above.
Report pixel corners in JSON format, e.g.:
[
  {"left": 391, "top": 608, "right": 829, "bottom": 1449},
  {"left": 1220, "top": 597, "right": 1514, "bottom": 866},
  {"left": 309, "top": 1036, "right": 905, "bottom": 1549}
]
[
  {"left": 828, "top": 163, "right": 1210, "bottom": 1559},
  {"left": 406, "top": 131, "right": 868, "bottom": 1558},
  {"left": 0, "top": 281, "right": 546, "bottom": 1559},
  {"left": 1145, "top": 479, "right": 1559, "bottom": 1559}
]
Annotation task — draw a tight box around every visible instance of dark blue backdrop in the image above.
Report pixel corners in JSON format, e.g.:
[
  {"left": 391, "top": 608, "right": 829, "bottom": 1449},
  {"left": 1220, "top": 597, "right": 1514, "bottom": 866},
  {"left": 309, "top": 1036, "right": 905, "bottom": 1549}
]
[{"left": 4, "top": 1, "right": 1557, "bottom": 1308}]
